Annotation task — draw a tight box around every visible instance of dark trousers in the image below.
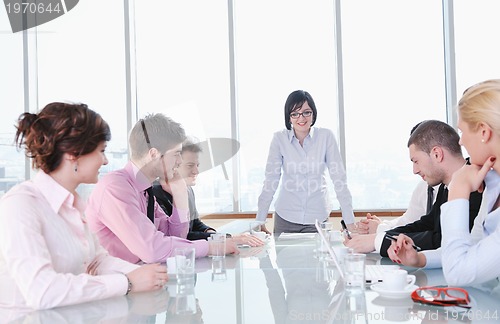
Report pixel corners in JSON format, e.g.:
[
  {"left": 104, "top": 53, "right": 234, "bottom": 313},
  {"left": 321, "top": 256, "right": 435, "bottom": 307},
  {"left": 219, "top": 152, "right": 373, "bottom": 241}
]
[{"left": 273, "top": 212, "right": 324, "bottom": 236}]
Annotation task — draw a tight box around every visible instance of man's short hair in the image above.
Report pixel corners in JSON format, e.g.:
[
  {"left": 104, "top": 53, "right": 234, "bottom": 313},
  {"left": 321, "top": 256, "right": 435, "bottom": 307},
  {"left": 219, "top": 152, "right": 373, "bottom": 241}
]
[
  {"left": 129, "top": 113, "right": 186, "bottom": 159},
  {"left": 182, "top": 138, "right": 202, "bottom": 154},
  {"left": 407, "top": 120, "right": 462, "bottom": 156}
]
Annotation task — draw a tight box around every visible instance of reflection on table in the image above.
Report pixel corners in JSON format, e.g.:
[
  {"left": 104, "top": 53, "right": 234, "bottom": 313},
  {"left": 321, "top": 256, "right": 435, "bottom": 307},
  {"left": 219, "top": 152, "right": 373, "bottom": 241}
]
[{"left": 2, "top": 234, "right": 499, "bottom": 323}]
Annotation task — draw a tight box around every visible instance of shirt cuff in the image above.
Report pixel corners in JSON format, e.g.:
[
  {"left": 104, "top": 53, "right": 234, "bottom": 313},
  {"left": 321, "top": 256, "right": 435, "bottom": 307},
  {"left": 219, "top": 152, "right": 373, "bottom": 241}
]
[
  {"left": 441, "top": 199, "right": 469, "bottom": 235},
  {"left": 422, "top": 249, "right": 442, "bottom": 269},
  {"left": 376, "top": 223, "right": 392, "bottom": 233},
  {"left": 373, "top": 232, "right": 385, "bottom": 253},
  {"left": 106, "top": 273, "right": 130, "bottom": 296},
  {"left": 192, "top": 239, "right": 209, "bottom": 258},
  {"left": 341, "top": 211, "right": 355, "bottom": 224},
  {"left": 255, "top": 212, "right": 268, "bottom": 223}
]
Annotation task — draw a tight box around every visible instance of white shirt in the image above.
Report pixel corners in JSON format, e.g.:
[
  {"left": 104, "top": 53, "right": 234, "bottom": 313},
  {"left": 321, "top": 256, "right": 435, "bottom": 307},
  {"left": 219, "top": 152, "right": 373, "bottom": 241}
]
[
  {"left": 0, "top": 171, "right": 138, "bottom": 310},
  {"left": 256, "top": 127, "right": 355, "bottom": 224},
  {"left": 440, "top": 170, "right": 500, "bottom": 285},
  {"left": 374, "top": 181, "right": 438, "bottom": 253},
  {"left": 421, "top": 204, "right": 486, "bottom": 269},
  {"left": 256, "top": 127, "right": 354, "bottom": 224}
]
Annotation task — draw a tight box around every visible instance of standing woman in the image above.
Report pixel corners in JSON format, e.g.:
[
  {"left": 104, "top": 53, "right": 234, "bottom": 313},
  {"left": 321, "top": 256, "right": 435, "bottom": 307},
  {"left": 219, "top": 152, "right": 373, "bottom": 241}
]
[
  {"left": 440, "top": 79, "right": 500, "bottom": 285},
  {"left": 256, "top": 90, "right": 355, "bottom": 235},
  {"left": 0, "top": 103, "right": 167, "bottom": 311}
]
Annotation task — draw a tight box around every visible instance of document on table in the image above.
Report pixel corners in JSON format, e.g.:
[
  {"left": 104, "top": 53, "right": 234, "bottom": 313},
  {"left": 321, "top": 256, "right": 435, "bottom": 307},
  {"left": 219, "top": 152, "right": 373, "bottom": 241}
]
[{"left": 278, "top": 232, "right": 316, "bottom": 240}]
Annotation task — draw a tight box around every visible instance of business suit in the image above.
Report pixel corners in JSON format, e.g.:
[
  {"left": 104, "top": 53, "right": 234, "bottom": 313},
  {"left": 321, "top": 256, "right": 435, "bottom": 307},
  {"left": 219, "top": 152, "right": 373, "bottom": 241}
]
[{"left": 379, "top": 183, "right": 482, "bottom": 257}]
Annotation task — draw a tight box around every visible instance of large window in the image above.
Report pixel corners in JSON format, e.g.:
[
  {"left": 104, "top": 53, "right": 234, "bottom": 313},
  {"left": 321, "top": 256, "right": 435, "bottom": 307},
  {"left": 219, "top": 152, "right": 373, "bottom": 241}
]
[
  {"left": 0, "top": 9, "right": 24, "bottom": 196},
  {"left": 454, "top": 0, "right": 500, "bottom": 96},
  {"left": 234, "top": 0, "right": 340, "bottom": 212},
  {"left": 341, "top": 0, "right": 446, "bottom": 209},
  {"left": 2, "top": 1, "right": 500, "bottom": 213},
  {"left": 33, "top": 0, "right": 129, "bottom": 199},
  {"left": 135, "top": 0, "right": 234, "bottom": 213}
]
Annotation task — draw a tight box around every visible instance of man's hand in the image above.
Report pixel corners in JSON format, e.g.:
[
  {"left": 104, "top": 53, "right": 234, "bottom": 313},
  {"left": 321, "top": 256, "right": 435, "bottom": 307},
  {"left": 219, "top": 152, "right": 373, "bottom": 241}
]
[
  {"left": 355, "top": 213, "right": 381, "bottom": 234},
  {"left": 344, "top": 233, "right": 376, "bottom": 253},
  {"left": 232, "top": 233, "right": 265, "bottom": 247},
  {"left": 159, "top": 174, "right": 188, "bottom": 211},
  {"left": 208, "top": 238, "right": 240, "bottom": 256}
]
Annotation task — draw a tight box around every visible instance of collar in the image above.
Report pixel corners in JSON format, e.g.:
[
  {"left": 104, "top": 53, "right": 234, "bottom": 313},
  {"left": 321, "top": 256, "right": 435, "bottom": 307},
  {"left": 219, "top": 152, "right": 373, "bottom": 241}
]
[
  {"left": 33, "top": 171, "right": 82, "bottom": 214},
  {"left": 287, "top": 127, "right": 315, "bottom": 143},
  {"left": 126, "top": 161, "right": 153, "bottom": 192},
  {"left": 485, "top": 170, "right": 500, "bottom": 196}
]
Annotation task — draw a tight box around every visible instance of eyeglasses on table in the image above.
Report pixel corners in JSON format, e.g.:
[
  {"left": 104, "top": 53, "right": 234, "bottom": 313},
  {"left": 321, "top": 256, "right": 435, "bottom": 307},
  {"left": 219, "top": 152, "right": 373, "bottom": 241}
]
[{"left": 411, "top": 286, "right": 471, "bottom": 309}]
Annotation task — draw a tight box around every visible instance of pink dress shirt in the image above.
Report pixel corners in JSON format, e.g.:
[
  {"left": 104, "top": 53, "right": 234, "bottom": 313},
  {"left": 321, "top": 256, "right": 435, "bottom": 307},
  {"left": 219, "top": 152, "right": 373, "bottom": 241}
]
[
  {"left": 86, "top": 161, "right": 208, "bottom": 264},
  {"left": 0, "top": 171, "right": 138, "bottom": 311}
]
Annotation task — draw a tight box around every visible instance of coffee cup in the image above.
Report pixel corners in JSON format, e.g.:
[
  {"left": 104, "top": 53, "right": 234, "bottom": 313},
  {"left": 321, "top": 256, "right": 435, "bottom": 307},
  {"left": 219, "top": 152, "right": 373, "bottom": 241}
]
[
  {"left": 252, "top": 231, "right": 269, "bottom": 241},
  {"left": 382, "top": 269, "right": 416, "bottom": 291}
]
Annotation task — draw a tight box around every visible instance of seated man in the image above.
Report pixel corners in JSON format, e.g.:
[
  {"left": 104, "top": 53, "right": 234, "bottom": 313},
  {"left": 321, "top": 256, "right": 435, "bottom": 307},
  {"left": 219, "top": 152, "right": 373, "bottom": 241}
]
[
  {"left": 346, "top": 121, "right": 438, "bottom": 253},
  {"left": 153, "top": 139, "right": 262, "bottom": 246},
  {"left": 346, "top": 120, "right": 482, "bottom": 260},
  {"left": 378, "top": 120, "right": 482, "bottom": 259},
  {"left": 86, "top": 114, "right": 238, "bottom": 264}
]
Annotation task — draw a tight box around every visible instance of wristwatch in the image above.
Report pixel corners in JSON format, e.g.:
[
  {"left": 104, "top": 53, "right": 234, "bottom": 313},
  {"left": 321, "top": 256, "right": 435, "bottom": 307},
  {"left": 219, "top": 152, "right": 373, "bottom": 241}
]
[{"left": 125, "top": 275, "right": 132, "bottom": 295}]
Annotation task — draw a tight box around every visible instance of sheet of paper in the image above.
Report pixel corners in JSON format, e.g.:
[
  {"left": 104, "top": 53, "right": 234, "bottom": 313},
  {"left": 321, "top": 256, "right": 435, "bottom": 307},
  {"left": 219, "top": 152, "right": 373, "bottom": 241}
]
[{"left": 277, "top": 232, "right": 316, "bottom": 240}]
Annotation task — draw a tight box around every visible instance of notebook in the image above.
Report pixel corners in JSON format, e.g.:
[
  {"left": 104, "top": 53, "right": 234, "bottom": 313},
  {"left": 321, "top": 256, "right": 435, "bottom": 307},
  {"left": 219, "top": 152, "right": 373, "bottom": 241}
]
[{"left": 314, "top": 220, "right": 399, "bottom": 284}]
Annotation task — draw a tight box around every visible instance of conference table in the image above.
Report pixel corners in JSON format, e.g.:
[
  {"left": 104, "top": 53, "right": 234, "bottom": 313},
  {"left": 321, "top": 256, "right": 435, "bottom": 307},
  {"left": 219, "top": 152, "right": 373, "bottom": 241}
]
[{"left": 6, "top": 234, "right": 500, "bottom": 323}]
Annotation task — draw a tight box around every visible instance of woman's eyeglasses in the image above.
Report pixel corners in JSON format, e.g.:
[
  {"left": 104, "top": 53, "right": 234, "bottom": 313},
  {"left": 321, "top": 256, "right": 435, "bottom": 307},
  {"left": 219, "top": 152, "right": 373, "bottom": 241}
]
[
  {"left": 411, "top": 286, "right": 471, "bottom": 309},
  {"left": 290, "top": 111, "right": 313, "bottom": 119}
]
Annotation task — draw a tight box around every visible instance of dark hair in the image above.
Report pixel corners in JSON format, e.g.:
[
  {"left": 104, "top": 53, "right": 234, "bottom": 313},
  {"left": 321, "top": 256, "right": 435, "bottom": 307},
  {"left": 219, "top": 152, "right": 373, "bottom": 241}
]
[
  {"left": 284, "top": 90, "right": 317, "bottom": 130},
  {"left": 15, "top": 102, "right": 111, "bottom": 173},
  {"left": 129, "top": 113, "right": 186, "bottom": 159},
  {"left": 181, "top": 138, "right": 202, "bottom": 154},
  {"left": 410, "top": 122, "right": 423, "bottom": 135},
  {"left": 407, "top": 120, "right": 462, "bottom": 156}
]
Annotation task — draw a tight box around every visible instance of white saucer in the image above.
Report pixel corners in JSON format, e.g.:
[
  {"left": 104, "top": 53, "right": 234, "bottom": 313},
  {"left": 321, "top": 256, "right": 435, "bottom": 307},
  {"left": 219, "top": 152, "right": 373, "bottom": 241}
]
[
  {"left": 370, "top": 283, "right": 418, "bottom": 299},
  {"left": 371, "top": 295, "right": 414, "bottom": 307}
]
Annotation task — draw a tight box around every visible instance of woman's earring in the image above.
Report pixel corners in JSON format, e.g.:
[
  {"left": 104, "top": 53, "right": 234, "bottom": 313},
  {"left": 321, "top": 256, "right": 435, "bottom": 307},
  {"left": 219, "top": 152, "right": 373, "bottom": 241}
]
[
  {"left": 481, "top": 139, "right": 485, "bottom": 143},
  {"left": 74, "top": 163, "right": 78, "bottom": 172}
]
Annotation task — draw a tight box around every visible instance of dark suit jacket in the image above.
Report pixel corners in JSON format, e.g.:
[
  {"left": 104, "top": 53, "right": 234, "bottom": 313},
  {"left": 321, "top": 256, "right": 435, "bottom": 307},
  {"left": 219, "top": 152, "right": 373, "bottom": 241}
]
[
  {"left": 379, "top": 183, "right": 482, "bottom": 257},
  {"left": 151, "top": 182, "right": 215, "bottom": 241}
]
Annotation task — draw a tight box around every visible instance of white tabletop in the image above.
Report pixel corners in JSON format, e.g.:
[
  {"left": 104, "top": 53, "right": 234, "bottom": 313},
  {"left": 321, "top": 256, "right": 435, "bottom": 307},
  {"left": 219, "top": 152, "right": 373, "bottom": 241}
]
[{"left": 4, "top": 234, "right": 500, "bottom": 323}]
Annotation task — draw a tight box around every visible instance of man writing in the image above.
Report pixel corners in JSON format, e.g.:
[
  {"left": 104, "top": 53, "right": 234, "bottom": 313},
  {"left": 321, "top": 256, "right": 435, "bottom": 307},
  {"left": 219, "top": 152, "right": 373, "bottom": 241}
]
[{"left": 346, "top": 120, "right": 482, "bottom": 268}]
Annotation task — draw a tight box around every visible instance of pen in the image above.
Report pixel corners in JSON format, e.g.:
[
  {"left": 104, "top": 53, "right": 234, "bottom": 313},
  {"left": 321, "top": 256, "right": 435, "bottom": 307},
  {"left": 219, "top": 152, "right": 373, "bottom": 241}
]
[
  {"left": 340, "top": 220, "right": 352, "bottom": 239},
  {"left": 385, "top": 234, "right": 422, "bottom": 252}
]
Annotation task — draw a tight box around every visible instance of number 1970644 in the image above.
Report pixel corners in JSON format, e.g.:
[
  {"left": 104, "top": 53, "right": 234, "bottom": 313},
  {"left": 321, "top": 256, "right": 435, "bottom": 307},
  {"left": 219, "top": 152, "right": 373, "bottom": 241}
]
[{"left": 6, "top": 2, "right": 62, "bottom": 14}]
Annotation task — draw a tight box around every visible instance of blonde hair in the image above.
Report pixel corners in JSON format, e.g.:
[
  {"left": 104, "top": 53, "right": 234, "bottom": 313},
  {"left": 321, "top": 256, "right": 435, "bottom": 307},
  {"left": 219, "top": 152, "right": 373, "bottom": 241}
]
[{"left": 458, "top": 79, "right": 500, "bottom": 135}]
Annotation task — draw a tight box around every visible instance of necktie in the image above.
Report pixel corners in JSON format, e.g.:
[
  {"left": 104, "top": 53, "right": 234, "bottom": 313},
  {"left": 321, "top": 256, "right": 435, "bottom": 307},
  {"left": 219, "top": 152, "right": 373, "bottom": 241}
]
[
  {"left": 145, "top": 187, "right": 155, "bottom": 223},
  {"left": 426, "top": 186, "right": 434, "bottom": 214}
]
